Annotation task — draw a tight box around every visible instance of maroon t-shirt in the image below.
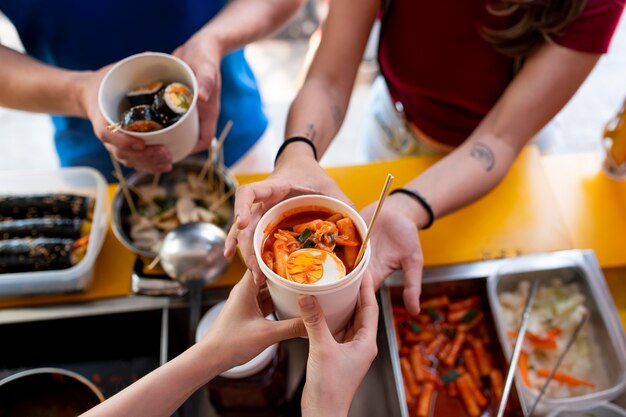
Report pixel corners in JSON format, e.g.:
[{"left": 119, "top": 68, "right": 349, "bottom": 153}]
[{"left": 378, "top": 0, "right": 625, "bottom": 148}]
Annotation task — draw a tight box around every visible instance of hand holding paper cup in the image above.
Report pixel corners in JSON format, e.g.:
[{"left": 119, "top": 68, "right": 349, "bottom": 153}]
[
  {"left": 98, "top": 52, "right": 199, "bottom": 163},
  {"left": 253, "top": 195, "right": 371, "bottom": 335}
]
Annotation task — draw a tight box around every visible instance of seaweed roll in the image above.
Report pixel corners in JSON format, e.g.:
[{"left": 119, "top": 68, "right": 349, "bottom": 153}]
[
  {"left": 121, "top": 105, "right": 164, "bottom": 132},
  {"left": 0, "top": 218, "right": 88, "bottom": 240},
  {"left": 0, "top": 238, "right": 84, "bottom": 273},
  {"left": 0, "top": 194, "right": 94, "bottom": 221},
  {"left": 152, "top": 82, "right": 193, "bottom": 127},
  {"left": 126, "top": 81, "right": 164, "bottom": 107}
]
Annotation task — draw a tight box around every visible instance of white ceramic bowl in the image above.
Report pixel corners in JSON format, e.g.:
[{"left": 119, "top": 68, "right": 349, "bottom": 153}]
[
  {"left": 98, "top": 51, "right": 199, "bottom": 163},
  {"left": 253, "top": 195, "right": 371, "bottom": 335}
]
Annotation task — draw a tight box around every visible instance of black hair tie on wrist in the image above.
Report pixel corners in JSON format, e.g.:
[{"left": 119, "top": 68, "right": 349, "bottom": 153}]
[
  {"left": 274, "top": 137, "right": 318, "bottom": 166},
  {"left": 389, "top": 188, "right": 435, "bottom": 230}
]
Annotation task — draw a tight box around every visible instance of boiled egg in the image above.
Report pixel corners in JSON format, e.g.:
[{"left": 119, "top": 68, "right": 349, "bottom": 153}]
[{"left": 285, "top": 249, "right": 346, "bottom": 285}]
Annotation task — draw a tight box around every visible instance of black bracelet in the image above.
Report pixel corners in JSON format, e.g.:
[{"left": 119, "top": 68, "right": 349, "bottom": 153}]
[
  {"left": 274, "top": 137, "right": 318, "bottom": 166},
  {"left": 389, "top": 188, "right": 435, "bottom": 230}
]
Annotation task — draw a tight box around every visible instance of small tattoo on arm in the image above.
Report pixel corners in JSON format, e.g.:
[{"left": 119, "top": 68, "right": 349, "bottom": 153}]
[
  {"left": 331, "top": 105, "right": 343, "bottom": 127},
  {"left": 305, "top": 123, "right": 317, "bottom": 142},
  {"left": 470, "top": 142, "right": 495, "bottom": 172}
]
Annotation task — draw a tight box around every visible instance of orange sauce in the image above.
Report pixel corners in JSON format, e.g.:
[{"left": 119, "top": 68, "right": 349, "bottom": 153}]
[{"left": 261, "top": 208, "right": 361, "bottom": 275}]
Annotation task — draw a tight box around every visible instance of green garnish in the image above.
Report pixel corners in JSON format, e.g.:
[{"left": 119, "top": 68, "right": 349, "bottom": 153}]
[
  {"left": 426, "top": 307, "right": 439, "bottom": 321},
  {"left": 286, "top": 226, "right": 294, "bottom": 232},
  {"left": 302, "top": 241, "right": 316, "bottom": 249},
  {"left": 441, "top": 370, "right": 460, "bottom": 384},
  {"left": 298, "top": 228, "right": 312, "bottom": 243},
  {"left": 444, "top": 327, "right": 457, "bottom": 339},
  {"left": 409, "top": 321, "right": 422, "bottom": 334},
  {"left": 461, "top": 308, "right": 479, "bottom": 324}
]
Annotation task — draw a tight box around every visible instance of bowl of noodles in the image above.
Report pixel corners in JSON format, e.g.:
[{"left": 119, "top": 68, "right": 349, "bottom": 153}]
[{"left": 111, "top": 156, "right": 236, "bottom": 260}]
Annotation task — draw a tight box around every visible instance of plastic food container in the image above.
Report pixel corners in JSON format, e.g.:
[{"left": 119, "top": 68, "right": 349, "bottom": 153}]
[
  {"left": 546, "top": 402, "right": 626, "bottom": 417},
  {"left": 487, "top": 252, "right": 626, "bottom": 415},
  {"left": 0, "top": 167, "right": 108, "bottom": 296}
]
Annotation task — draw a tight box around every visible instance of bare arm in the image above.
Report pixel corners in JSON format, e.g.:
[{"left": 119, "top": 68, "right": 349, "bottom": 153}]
[
  {"left": 0, "top": 45, "right": 87, "bottom": 115},
  {"left": 395, "top": 42, "right": 601, "bottom": 228},
  {"left": 365, "top": 42, "right": 601, "bottom": 314},
  {"left": 280, "top": 0, "right": 378, "bottom": 159}
]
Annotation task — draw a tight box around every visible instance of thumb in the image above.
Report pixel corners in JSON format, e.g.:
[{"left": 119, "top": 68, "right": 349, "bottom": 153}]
[{"left": 297, "top": 295, "right": 332, "bottom": 343}]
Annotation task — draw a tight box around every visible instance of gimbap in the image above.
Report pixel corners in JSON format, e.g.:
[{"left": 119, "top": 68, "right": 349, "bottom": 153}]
[
  {"left": 0, "top": 194, "right": 94, "bottom": 221},
  {"left": 0, "top": 237, "right": 87, "bottom": 273},
  {"left": 126, "top": 81, "right": 164, "bottom": 107},
  {"left": 0, "top": 218, "right": 88, "bottom": 240},
  {"left": 121, "top": 105, "right": 164, "bottom": 132},
  {"left": 152, "top": 82, "right": 193, "bottom": 126}
]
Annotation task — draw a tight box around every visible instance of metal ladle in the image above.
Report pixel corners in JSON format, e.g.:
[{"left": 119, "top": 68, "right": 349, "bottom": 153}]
[{"left": 159, "top": 222, "right": 228, "bottom": 347}]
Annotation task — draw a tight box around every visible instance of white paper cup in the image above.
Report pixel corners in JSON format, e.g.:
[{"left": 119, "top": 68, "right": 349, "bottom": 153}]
[
  {"left": 98, "top": 51, "right": 199, "bottom": 163},
  {"left": 253, "top": 195, "right": 371, "bottom": 335}
]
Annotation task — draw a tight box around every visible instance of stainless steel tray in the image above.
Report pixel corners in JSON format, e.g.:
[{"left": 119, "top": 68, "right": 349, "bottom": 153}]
[
  {"left": 487, "top": 251, "right": 626, "bottom": 415},
  {"left": 378, "top": 249, "right": 626, "bottom": 417},
  {"left": 381, "top": 261, "right": 526, "bottom": 416}
]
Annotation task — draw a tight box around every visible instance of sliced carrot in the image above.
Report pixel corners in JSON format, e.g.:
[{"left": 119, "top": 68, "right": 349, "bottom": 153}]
[
  {"left": 405, "top": 330, "right": 436, "bottom": 343},
  {"left": 469, "top": 335, "right": 492, "bottom": 376},
  {"left": 437, "top": 342, "right": 452, "bottom": 361},
  {"left": 448, "top": 308, "right": 472, "bottom": 323},
  {"left": 410, "top": 345, "right": 425, "bottom": 382},
  {"left": 518, "top": 351, "right": 531, "bottom": 387},
  {"left": 417, "top": 381, "right": 435, "bottom": 417},
  {"left": 444, "top": 332, "right": 467, "bottom": 367},
  {"left": 463, "top": 349, "right": 482, "bottom": 387},
  {"left": 463, "top": 372, "right": 488, "bottom": 408},
  {"left": 448, "top": 296, "right": 480, "bottom": 312},
  {"left": 508, "top": 330, "right": 558, "bottom": 350},
  {"left": 400, "top": 357, "right": 421, "bottom": 397},
  {"left": 420, "top": 295, "right": 450, "bottom": 309},
  {"left": 425, "top": 333, "right": 447, "bottom": 355},
  {"left": 457, "top": 312, "right": 485, "bottom": 333},
  {"left": 457, "top": 373, "right": 481, "bottom": 417},
  {"left": 490, "top": 369, "right": 504, "bottom": 405},
  {"left": 537, "top": 368, "right": 596, "bottom": 388}
]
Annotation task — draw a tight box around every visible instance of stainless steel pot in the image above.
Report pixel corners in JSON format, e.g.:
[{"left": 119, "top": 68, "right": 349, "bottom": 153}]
[
  {"left": 0, "top": 367, "right": 105, "bottom": 416},
  {"left": 111, "top": 156, "right": 237, "bottom": 259}
]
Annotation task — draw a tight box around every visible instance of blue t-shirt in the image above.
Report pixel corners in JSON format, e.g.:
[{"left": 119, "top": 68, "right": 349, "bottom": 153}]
[{"left": 0, "top": 0, "right": 268, "bottom": 182}]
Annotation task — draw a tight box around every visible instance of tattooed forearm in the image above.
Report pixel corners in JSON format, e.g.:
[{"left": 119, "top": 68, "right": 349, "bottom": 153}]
[
  {"left": 469, "top": 142, "right": 495, "bottom": 172},
  {"left": 304, "top": 123, "right": 317, "bottom": 142},
  {"left": 331, "top": 105, "right": 343, "bottom": 127}
]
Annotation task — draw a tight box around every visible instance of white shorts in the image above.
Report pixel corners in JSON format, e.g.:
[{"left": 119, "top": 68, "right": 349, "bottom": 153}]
[{"left": 363, "top": 76, "right": 447, "bottom": 161}]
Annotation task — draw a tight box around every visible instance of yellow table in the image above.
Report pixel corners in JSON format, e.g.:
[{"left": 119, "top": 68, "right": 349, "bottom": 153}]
[
  {"left": 542, "top": 152, "right": 626, "bottom": 330},
  {"left": 3, "top": 145, "right": 625, "bottom": 331}
]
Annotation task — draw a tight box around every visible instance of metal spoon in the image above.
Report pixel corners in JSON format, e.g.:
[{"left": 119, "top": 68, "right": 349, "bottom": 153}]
[{"left": 159, "top": 222, "right": 228, "bottom": 347}]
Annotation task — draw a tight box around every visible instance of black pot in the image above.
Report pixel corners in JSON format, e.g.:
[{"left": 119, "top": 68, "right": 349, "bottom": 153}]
[{"left": 0, "top": 367, "right": 105, "bottom": 417}]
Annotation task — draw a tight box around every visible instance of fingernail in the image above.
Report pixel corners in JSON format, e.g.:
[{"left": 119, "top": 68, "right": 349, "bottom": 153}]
[
  {"left": 235, "top": 215, "right": 240, "bottom": 226},
  {"left": 298, "top": 295, "right": 314, "bottom": 309}
]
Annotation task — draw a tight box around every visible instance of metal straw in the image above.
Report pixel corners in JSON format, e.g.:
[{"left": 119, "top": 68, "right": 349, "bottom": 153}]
[
  {"left": 527, "top": 312, "right": 589, "bottom": 416},
  {"left": 497, "top": 279, "right": 539, "bottom": 417}
]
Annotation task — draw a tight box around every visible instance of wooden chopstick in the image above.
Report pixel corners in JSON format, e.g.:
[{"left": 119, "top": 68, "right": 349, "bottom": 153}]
[{"left": 354, "top": 173, "right": 394, "bottom": 266}]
